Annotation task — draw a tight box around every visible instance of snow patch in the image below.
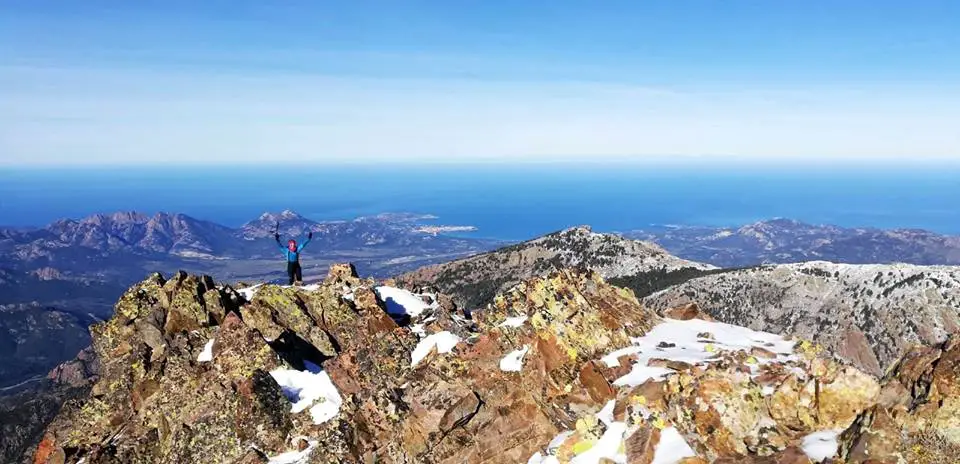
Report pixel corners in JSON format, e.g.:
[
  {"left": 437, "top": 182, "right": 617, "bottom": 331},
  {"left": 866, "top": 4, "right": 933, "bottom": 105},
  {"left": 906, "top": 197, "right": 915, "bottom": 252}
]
[
  {"left": 197, "top": 339, "right": 214, "bottom": 362},
  {"left": 237, "top": 284, "right": 262, "bottom": 300},
  {"left": 651, "top": 427, "right": 697, "bottom": 464},
  {"left": 269, "top": 368, "right": 343, "bottom": 424},
  {"left": 267, "top": 439, "right": 318, "bottom": 464},
  {"left": 410, "top": 323, "right": 426, "bottom": 337},
  {"left": 570, "top": 421, "right": 628, "bottom": 463},
  {"left": 801, "top": 430, "right": 840, "bottom": 461},
  {"left": 527, "top": 452, "right": 560, "bottom": 464},
  {"left": 410, "top": 331, "right": 461, "bottom": 366},
  {"left": 597, "top": 400, "right": 617, "bottom": 427},
  {"left": 600, "top": 319, "right": 796, "bottom": 387},
  {"left": 375, "top": 286, "right": 434, "bottom": 317},
  {"left": 499, "top": 345, "right": 531, "bottom": 372},
  {"left": 499, "top": 315, "right": 528, "bottom": 328}
]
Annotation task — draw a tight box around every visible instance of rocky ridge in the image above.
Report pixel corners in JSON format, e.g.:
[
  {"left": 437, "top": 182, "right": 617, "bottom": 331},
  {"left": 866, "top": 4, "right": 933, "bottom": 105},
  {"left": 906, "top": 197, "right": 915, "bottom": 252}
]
[
  {"left": 1, "top": 347, "right": 98, "bottom": 464},
  {"left": 643, "top": 261, "right": 960, "bottom": 376},
  {"left": 29, "top": 265, "right": 960, "bottom": 463},
  {"left": 398, "top": 226, "right": 713, "bottom": 311}
]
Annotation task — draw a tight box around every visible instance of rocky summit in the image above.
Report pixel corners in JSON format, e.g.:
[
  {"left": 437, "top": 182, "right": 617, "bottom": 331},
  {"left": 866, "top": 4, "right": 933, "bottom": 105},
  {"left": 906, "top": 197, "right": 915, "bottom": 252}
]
[
  {"left": 398, "top": 226, "right": 712, "bottom": 312},
  {"left": 29, "top": 265, "right": 960, "bottom": 464}
]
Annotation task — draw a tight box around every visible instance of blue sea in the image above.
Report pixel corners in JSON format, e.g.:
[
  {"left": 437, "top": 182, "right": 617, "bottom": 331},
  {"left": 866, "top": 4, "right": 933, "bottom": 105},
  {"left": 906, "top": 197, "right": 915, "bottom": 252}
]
[{"left": 2, "top": 164, "right": 958, "bottom": 240}]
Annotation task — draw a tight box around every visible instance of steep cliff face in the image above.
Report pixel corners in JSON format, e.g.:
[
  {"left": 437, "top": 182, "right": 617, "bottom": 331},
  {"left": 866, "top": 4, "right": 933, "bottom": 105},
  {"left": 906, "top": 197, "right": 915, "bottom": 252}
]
[
  {"left": 643, "top": 261, "right": 960, "bottom": 376},
  {"left": 30, "top": 266, "right": 960, "bottom": 464},
  {"left": 398, "top": 226, "right": 712, "bottom": 311},
  {"left": 1, "top": 347, "right": 98, "bottom": 464}
]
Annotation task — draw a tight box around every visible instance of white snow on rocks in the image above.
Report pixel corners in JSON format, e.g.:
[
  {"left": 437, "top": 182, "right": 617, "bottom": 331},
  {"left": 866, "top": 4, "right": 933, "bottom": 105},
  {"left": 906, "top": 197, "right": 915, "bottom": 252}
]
[
  {"left": 410, "top": 323, "right": 426, "bottom": 337},
  {"left": 532, "top": 420, "right": 695, "bottom": 464},
  {"left": 410, "top": 331, "right": 461, "bottom": 366},
  {"left": 269, "top": 368, "right": 343, "bottom": 424},
  {"left": 375, "top": 286, "right": 435, "bottom": 318},
  {"left": 530, "top": 410, "right": 632, "bottom": 464},
  {"left": 801, "top": 430, "right": 841, "bottom": 461},
  {"left": 237, "top": 284, "right": 263, "bottom": 301},
  {"left": 499, "top": 345, "right": 531, "bottom": 372},
  {"left": 651, "top": 427, "right": 696, "bottom": 464},
  {"left": 601, "top": 319, "right": 796, "bottom": 387},
  {"left": 569, "top": 421, "right": 628, "bottom": 464},
  {"left": 267, "top": 439, "right": 318, "bottom": 464},
  {"left": 499, "top": 315, "right": 529, "bottom": 328},
  {"left": 197, "top": 339, "right": 215, "bottom": 362},
  {"left": 597, "top": 400, "right": 617, "bottom": 427},
  {"left": 527, "top": 452, "right": 560, "bottom": 464}
]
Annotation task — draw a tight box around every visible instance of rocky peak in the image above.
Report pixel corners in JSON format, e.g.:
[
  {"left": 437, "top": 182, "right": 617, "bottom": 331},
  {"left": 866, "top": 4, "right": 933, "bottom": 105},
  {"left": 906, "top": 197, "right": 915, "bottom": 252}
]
[
  {"left": 398, "top": 227, "right": 711, "bottom": 311},
  {"left": 30, "top": 265, "right": 960, "bottom": 463},
  {"left": 241, "top": 210, "right": 319, "bottom": 240}
]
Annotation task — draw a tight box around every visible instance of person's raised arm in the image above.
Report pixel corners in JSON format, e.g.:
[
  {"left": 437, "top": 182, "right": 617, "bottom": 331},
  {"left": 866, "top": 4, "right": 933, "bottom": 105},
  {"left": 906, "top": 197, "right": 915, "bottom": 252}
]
[
  {"left": 298, "top": 231, "right": 313, "bottom": 252},
  {"left": 275, "top": 233, "right": 286, "bottom": 252}
]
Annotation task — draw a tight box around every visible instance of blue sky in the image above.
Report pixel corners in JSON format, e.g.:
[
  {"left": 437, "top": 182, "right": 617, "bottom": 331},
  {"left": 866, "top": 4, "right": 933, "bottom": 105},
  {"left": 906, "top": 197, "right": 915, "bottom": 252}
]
[{"left": 2, "top": 1, "right": 959, "bottom": 165}]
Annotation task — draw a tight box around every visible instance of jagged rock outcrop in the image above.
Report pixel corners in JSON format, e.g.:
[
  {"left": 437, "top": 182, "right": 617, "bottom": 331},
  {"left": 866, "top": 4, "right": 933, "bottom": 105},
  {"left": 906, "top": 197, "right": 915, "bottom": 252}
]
[
  {"left": 838, "top": 335, "right": 960, "bottom": 463},
  {"left": 643, "top": 261, "right": 960, "bottom": 375},
  {"left": 1, "top": 347, "right": 99, "bottom": 464},
  {"left": 398, "top": 226, "right": 713, "bottom": 311},
  {"left": 30, "top": 265, "right": 960, "bottom": 463}
]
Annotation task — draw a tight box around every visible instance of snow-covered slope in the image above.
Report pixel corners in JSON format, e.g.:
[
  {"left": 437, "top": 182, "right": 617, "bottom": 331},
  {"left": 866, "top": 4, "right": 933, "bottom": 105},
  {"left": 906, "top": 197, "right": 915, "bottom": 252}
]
[{"left": 644, "top": 261, "right": 960, "bottom": 375}]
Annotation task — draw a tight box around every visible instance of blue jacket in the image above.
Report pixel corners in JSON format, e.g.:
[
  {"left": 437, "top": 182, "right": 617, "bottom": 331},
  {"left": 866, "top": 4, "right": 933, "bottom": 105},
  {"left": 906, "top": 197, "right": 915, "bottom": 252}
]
[{"left": 277, "top": 236, "right": 311, "bottom": 262}]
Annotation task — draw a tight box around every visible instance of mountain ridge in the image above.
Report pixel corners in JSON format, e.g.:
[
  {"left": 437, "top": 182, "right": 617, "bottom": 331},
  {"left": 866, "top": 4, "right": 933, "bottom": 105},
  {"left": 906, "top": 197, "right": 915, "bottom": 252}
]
[
  {"left": 22, "top": 266, "right": 960, "bottom": 464},
  {"left": 626, "top": 218, "right": 960, "bottom": 267},
  {"left": 398, "top": 225, "right": 712, "bottom": 311}
]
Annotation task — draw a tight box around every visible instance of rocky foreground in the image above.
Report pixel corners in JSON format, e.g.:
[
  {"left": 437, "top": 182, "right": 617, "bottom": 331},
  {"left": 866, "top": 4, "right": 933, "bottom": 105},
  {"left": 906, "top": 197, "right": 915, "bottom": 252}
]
[{"left": 30, "top": 265, "right": 960, "bottom": 463}]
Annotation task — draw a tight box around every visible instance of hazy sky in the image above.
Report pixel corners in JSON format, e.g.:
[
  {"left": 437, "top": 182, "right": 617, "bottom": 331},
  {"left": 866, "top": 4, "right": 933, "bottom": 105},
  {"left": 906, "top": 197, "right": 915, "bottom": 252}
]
[{"left": 2, "top": 1, "right": 959, "bottom": 166}]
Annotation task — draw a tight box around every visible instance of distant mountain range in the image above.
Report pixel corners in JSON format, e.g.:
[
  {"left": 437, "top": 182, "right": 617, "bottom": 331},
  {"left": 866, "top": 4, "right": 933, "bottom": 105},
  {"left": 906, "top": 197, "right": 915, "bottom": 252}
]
[
  {"left": 0, "top": 210, "right": 500, "bottom": 310},
  {"left": 3, "top": 212, "right": 960, "bottom": 394},
  {"left": 625, "top": 218, "right": 960, "bottom": 268}
]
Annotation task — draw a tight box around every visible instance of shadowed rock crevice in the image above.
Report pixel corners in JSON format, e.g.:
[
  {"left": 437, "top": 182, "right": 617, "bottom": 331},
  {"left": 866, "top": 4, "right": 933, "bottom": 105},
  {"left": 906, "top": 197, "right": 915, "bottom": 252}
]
[{"left": 267, "top": 330, "right": 335, "bottom": 370}]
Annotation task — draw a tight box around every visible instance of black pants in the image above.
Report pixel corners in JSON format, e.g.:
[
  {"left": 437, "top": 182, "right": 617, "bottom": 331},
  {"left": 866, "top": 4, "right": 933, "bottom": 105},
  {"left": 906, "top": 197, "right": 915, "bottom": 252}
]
[{"left": 287, "top": 261, "right": 302, "bottom": 285}]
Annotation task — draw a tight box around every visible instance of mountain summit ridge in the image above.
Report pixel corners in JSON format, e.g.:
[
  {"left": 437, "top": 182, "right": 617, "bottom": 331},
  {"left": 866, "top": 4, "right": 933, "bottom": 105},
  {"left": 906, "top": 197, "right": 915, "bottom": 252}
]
[
  {"left": 398, "top": 225, "right": 713, "bottom": 311},
  {"left": 25, "top": 265, "right": 960, "bottom": 464}
]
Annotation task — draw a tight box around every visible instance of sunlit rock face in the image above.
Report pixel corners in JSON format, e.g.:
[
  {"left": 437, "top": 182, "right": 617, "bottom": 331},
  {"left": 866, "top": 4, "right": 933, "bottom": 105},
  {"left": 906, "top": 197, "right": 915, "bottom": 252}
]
[{"left": 29, "top": 264, "right": 960, "bottom": 464}]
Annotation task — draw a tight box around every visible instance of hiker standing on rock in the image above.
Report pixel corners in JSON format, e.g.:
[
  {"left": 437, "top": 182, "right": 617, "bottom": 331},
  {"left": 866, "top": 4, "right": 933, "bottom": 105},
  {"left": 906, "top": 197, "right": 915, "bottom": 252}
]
[{"left": 275, "top": 230, "right": 312, "bottom": 285}]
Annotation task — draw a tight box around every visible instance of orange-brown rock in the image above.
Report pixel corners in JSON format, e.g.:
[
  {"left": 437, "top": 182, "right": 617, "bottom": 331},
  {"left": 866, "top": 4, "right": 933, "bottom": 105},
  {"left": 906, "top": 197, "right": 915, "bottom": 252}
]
[
  {"left": 27, "top": 265, "right": 960, "bottom": 464},
  {"left": 663, "top": 302, "right": 715, "bottom": 322}
]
